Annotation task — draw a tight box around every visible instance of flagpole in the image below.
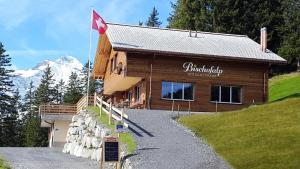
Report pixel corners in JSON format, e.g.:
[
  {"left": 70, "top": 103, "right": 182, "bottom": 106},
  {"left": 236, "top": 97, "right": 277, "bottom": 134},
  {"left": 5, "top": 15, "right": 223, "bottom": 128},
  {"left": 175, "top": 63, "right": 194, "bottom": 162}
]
[{"left": 87, "top": 7, "right": 93, "bottom": 106}]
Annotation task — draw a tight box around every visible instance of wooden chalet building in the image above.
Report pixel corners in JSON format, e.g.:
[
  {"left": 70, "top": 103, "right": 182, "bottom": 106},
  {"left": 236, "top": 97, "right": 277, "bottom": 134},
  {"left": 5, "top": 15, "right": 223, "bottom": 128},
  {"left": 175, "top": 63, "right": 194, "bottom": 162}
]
[{"left": 92, "top": 24, "right": 286, "bottom": 112}]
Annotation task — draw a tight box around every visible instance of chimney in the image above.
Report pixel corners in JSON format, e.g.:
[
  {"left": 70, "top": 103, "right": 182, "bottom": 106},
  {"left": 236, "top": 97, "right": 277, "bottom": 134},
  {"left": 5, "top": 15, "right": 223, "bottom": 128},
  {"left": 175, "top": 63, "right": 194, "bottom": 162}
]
[{"left": 260, "top": 27, "right": 267, "bottom": 52}]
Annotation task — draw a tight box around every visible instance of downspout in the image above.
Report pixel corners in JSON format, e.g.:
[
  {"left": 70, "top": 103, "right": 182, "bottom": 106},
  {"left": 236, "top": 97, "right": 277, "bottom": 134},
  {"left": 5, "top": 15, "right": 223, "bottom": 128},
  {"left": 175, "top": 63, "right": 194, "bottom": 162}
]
[{"left": 148, "top": 54, "right": 154, "bottom": 109}]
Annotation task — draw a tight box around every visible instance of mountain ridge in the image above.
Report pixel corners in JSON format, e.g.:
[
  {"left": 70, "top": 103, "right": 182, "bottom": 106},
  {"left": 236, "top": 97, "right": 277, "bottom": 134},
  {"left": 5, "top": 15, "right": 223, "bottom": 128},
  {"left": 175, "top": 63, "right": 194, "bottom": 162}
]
[{"left": 13, "top": 56, "right": 84, "bottom": 98}]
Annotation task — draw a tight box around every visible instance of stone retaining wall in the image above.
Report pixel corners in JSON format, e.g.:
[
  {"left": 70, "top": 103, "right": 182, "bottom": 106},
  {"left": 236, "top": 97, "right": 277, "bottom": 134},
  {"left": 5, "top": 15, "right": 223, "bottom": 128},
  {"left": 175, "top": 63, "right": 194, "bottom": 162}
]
[{"left": 62, "top": 109, "right": 132, "bottom": 168}]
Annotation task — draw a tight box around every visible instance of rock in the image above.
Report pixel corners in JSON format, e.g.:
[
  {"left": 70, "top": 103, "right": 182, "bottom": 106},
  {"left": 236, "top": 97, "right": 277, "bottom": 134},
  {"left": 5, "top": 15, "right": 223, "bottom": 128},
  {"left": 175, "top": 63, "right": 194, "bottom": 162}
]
[
  {"left": 85, "top": 116, "right": 92, "bottom": 126},
  {"left": 89, "top": 120, "right": 97, "bottom": 129},
  {"left": 81, "top": 148, "right": 92, "bottom": 158},
  {"left": 72, "top": 115, "right": 80, "bottom": 122},
  {"left": 85, "top": 136, "right": 92, "bottom": 148},
  {"left": 69, "top": 143, "right": 76, "bottom": 155},
  {"left": 62, "top": 143, "right": 68, "bottom": 153},
  {"left": 91, "top": 137, "right": 101, "bottom": 148},
  {"left": 91, "top": 149, "right": 97, "bottom": 160},
  {"left": 75, "top": 146, "right": 84, "bottom": 157},
  {"left": 95, "top": 126, "right": 102, "bottom": 137},
  {"left": 96, "top": 148, "right": 102, "bottom": 161}
]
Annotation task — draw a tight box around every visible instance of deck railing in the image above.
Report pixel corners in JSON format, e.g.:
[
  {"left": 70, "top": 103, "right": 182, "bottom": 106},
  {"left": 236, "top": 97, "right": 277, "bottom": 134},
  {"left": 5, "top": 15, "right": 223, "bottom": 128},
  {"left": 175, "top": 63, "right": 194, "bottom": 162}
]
[{"left": 39, "top": 95, "right": 129, "bottom": 128}]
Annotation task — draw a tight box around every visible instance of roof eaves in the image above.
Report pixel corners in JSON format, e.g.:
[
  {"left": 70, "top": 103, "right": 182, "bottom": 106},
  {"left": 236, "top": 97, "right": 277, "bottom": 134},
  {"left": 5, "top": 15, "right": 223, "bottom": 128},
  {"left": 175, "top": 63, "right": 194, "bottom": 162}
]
[{"left": 112, "top": 46, "right": 287, "bottom": 64}]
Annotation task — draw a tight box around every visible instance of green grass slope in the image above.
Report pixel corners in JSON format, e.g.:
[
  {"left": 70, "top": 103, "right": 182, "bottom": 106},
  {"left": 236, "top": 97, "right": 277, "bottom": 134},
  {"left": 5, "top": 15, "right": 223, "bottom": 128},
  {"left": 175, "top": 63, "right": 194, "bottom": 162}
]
[
  {"left": 179, "top": 98, "right": 300, "bottom": 169},
  {"left": 86, "top": 106, "right": 136, "bottom": 154},
  {"left": 269, "top": 72, "right": 300, "bottom": 102}
]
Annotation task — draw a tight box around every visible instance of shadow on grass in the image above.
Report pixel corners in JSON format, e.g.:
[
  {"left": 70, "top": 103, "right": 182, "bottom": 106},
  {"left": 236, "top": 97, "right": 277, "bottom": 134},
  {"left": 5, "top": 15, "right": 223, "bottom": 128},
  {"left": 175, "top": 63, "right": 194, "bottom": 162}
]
[{"left": 271, "top": 93, "right": 300, "bottom": 102}]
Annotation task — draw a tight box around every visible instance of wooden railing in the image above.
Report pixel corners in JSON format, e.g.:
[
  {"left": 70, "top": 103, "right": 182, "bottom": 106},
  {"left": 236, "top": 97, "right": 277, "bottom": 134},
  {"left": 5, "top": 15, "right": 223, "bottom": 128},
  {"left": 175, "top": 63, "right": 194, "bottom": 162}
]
[
  {"left": 40, "top": 95, "right": 90, "bottom": 116},
  {"left": 95, "top": 96, "right": 129, "bottom": 128},
  {"left": 39, "top": 105, "right": 77, "bottom": 115},
  {"left": 39, "top": 95, "right": 129, "bottom": 128}
]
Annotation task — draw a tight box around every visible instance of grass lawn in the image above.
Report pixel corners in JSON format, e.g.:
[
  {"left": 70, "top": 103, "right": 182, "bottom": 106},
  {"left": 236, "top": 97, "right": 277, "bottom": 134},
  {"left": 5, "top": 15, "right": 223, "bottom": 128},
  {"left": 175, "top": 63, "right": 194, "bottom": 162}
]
[
  {"left": 269, "top": 72, "right": 300, "bottom": 102},
  {"left": 86, "top": 106, "right": 137, "bottom": 154},
  {"left": 0, "top": 158, "right": 10, "bottom": 169},
  {"left": 179, "top": 98, "right": 300, "bottom": 169}
]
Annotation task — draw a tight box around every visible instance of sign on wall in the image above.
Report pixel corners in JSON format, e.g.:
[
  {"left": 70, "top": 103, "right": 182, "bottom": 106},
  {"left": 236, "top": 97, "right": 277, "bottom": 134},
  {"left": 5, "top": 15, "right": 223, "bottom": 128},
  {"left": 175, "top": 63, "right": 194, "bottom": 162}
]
[{"left": 183, "top": 62, "right": 223, "bottom": 77}]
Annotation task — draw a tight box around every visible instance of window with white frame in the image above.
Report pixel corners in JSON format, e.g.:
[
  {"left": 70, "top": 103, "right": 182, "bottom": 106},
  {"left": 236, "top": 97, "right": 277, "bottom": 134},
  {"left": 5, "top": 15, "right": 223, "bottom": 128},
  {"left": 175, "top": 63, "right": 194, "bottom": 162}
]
[
  {"left": 211, "top": 85, "right": 242, "bottom": 104},
  {"left": 161, "top": 81, "right": 194, "bottom": 101}
]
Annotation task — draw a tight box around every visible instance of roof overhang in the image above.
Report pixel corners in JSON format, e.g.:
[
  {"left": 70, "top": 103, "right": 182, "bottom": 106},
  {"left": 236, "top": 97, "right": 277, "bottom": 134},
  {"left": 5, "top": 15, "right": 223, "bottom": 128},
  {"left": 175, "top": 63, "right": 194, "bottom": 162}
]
[
  {"left": 112, "top": 46, "right": 287, "bottom": 65},
  {"left": 92, "top": 33, "right": 112, "bottom": 79}
]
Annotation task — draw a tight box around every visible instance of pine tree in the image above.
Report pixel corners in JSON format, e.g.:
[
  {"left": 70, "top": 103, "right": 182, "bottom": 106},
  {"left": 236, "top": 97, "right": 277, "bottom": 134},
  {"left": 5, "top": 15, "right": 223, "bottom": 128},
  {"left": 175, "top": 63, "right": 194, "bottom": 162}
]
[
  {"left": 35, "top": 65, "right": 56, "bottom": 105},
  {"left": 146, "top": 7, "right": 162, "bottom": 27},
  {"left": 53, "top": 79, "right": 65, "bottom": 104},
  {"left": 22, "top": 81, "right": 36, "bottom": 115},
  {"left": 30, "top": 66, "right": 55, "bottom": 147},
  {"left": 1, "top": 89, "right": 23, "bottom": 147},
  {"left": 64, "top": 72, "right": 83, "bottom": 104},
  {"left": 0, "top": 42, "right": 16, "bottom": 146}
]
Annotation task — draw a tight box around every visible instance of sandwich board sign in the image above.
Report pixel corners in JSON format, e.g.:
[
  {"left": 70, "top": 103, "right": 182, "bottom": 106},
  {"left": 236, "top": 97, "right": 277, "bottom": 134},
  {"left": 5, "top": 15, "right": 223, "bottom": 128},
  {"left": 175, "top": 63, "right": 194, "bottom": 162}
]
[{"left": 103, "top": 136, "right": 120, "bottom": 163}]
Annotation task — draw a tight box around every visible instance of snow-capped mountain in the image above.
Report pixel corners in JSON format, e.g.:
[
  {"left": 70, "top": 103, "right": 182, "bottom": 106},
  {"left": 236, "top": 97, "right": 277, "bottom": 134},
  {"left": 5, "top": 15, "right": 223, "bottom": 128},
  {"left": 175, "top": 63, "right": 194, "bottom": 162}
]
[{"left": 13, "top": 56, "right": 83, "bottom": 97}]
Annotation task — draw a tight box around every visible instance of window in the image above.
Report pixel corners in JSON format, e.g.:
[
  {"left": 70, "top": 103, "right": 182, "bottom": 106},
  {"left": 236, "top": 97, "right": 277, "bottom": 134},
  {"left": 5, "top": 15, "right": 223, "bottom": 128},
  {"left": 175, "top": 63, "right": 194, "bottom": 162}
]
[
  {"left": 110, "top": 58, "right": 114, "bottom": 73},
  {"left": 110, "top": 54, "right": 118, "bottom": 73},
  {"left": 127, "top": 91, "right": 132, "bottom": 102},
  {"left": 135, "top": 85, "right": 141, "bottom": 102},
  {"left": 161, "top": 81, "right": 194, "bottom": 101},
  {"left": 211, "top": 85, "right": 242, "bottom": 104}
]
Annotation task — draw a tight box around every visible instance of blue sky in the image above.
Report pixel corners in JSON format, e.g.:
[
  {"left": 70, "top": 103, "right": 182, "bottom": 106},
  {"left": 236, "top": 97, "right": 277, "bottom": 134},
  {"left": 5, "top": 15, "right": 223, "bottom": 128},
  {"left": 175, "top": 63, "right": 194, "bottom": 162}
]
[{"left": 0, "top": 0, "right": 175, "bottom": 70}]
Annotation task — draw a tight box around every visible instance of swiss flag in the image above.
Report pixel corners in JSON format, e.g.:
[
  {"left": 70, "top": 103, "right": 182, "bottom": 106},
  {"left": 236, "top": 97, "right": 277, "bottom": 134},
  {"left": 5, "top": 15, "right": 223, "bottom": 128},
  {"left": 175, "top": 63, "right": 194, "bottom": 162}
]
[{"left": 92, "top": 10, "right": 107, "bottom": 34}]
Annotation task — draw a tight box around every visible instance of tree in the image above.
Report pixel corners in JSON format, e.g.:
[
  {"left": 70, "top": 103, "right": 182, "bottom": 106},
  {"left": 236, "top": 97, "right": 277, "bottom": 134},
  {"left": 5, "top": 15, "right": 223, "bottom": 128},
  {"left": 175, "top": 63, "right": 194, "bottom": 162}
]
[
  {"left": 22, "top": 81, "right": 47, "bottom": 147},
  {"left": 30, "top": 66, "right": 55, "bottom": 147},
  {"left": 1, "top": 89, "right": 23, "bottom": 146},
  {"left": 168, "top": 0, "right": 214, "bottom": 31},
  {"left": 22, "top": 81, "right": 36, "bottom": 115},
  {"left": 64, "top": 72, "right": 83, "bottom": 104},
  {"left": 146, "top": 7, "right": 162, "bottom": 27},
  {"left": 0, "top": 42, "right": 15, "bottom": 146},
  {"left": 35, "top": 65, "right": 56, "bottom": 105},
  {"left": 168, "top": 0, "right": 285, "bottom": 52},
  {"left": 53, "top": 79, "right": 65, "bottom": 104},
  {"left": 81, "top": 62, "right": 96, "bottom": 95},
  {"left": 278, "top": 0, "right": 300, "bottom": 70}
]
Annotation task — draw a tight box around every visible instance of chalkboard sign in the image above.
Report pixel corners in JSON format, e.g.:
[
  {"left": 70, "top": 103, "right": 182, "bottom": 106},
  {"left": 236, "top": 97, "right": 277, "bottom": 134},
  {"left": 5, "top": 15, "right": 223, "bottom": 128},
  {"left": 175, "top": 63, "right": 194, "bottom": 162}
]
[{"left": 103, "top": 137, "right": 120, "bottom": 162}]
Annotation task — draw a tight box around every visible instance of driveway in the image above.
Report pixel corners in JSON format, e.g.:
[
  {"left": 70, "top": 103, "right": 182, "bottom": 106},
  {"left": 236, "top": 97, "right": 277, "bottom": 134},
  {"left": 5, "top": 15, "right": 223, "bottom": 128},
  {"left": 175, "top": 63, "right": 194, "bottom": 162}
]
[
  {"left": 0, "top": 147, "right": 99, "bottom": 169},
  {"left": 125, "top": 109, "right": 231, "bottom": 169}
]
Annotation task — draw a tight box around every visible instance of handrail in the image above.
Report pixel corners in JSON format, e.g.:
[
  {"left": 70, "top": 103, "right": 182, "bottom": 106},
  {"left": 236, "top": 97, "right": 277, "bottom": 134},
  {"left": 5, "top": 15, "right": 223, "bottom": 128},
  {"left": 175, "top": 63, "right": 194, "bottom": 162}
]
[{"left": 95, "top": 96, "right": 129, "bottom": 128}]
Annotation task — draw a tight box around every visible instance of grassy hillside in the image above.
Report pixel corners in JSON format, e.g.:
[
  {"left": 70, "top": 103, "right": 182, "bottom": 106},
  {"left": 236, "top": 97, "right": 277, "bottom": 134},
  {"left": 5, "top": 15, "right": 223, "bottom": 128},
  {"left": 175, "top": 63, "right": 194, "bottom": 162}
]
[
  {"left": 179, "top": 98, "right": 300, "bottom": 169},
  {"left": 269, "top": 72, "right": 300, "bottom": 102}
]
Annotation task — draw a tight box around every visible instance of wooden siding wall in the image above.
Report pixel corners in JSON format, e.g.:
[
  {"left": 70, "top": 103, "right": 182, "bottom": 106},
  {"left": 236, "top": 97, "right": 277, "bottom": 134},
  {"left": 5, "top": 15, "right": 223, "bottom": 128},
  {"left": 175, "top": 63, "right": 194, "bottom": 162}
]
[{"left": 126, "top": 52, "right": 269, "bottom": 112}]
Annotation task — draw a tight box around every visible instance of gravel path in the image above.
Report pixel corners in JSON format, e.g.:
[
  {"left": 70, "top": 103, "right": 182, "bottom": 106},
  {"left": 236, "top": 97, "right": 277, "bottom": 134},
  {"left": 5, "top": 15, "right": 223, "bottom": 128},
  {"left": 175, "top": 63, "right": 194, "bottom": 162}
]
[
  {"left": 125, "top": 109, "right": 231, "bottom": 169},
  {"left": 0, "top": 147, "right": 100, "bottom": 169}
]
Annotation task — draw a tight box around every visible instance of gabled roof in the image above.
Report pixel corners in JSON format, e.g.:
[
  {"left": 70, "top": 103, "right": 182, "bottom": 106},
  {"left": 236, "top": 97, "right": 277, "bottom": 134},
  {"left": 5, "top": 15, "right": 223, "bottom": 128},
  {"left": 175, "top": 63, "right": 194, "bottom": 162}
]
[{"left": 105, "top": 23, "right": 286, "bottom": 63}]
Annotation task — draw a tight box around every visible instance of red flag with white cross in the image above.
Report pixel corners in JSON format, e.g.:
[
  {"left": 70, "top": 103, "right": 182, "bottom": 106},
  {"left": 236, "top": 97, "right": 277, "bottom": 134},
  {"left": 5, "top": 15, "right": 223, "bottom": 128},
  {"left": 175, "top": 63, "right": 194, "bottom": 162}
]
[{"left": 92, "top": 10, "right": 107, "bottom": 34}]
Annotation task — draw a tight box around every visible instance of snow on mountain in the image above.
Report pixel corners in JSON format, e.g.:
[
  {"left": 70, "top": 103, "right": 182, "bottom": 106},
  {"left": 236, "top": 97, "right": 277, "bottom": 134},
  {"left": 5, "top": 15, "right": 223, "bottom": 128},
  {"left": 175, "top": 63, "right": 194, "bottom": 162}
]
[{"left": 13, "top": 56, "right": 83, "bottom": 97}]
